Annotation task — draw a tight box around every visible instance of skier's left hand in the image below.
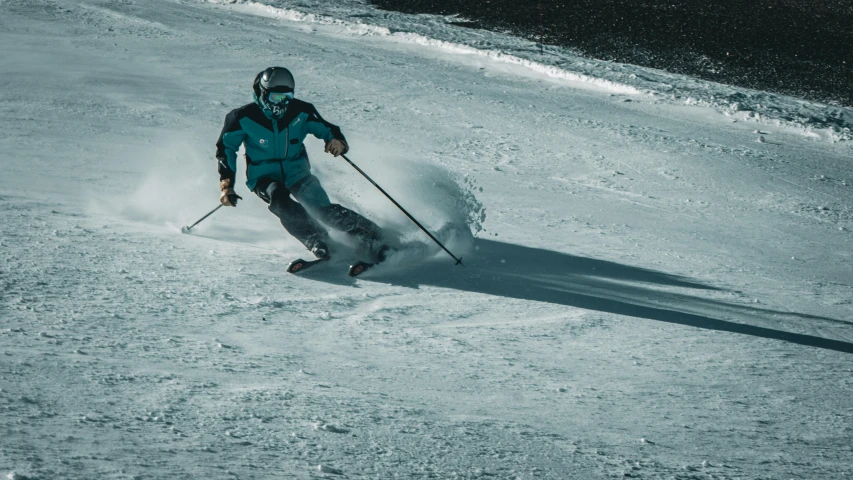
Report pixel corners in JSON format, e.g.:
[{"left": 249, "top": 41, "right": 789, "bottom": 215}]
[
  {"left": 325, "top": 139, "right": 348, "bottom": 157},
  {"left": 219, "top": 179, "right": 243, "bottom": 207}
]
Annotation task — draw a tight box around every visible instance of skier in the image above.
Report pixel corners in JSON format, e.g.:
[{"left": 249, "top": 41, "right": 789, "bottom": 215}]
[{"left": 215, "top": 67, "right": 386, "bottom": 261}]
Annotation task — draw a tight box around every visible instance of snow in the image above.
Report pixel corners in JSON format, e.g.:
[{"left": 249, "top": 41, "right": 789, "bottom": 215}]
[
  {"left": 210, "top": 0, "right": 853, "bottom": 142},
  {"left": 2, "top": 0, "right": 852, "bottom": 478}
]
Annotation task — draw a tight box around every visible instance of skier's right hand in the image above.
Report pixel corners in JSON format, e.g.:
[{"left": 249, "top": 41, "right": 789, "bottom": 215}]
[
  {"left": 219, "top": 179, "right": 243, "bottom": 207},
  {"left": 325, "top": 139, "right": 348, "bottom": 157}
]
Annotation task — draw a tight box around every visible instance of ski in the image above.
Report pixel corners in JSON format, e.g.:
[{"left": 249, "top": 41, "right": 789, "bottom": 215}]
[
  {"left": 347, "top": 245, "right": 393, "bottom": 277},
  {"left": 286, "top": 256, "right": 329, "bottom": 274},
  {"left": 288, "top": 246, "right": 390, "bottom": 277},
  {"left": 347, "top": 260, "right": 374, "bottom": 277}
]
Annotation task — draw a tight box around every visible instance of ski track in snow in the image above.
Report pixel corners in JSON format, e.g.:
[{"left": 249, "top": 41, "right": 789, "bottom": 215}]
[{"left": 2, "top": 0, "right": 853, "bottom": 479}]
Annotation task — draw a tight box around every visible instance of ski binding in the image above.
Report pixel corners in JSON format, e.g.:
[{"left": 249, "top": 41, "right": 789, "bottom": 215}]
[
  {"left": 287, "top": 256, "right": 329, "bottom": 274},
  {"left": 347, "top": 260, "right": 374, "bottom": 277}
]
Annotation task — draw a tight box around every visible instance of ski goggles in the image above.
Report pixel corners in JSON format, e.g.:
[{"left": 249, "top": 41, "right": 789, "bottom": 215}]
[{"left": 268, "top": 91, "right": 294, "bottom": 104}]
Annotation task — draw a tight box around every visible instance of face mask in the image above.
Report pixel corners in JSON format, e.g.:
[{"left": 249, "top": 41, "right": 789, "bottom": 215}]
[{"left": 263, "top": 90, "right": 292, "bottom": 117}]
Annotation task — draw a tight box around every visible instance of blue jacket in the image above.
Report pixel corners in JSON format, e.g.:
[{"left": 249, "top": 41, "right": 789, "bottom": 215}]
[{"left": 216, "top": 82, "right": 347, "bottom": 192}]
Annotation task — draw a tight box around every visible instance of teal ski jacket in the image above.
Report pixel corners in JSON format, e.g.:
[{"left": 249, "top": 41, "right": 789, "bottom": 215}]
[{"left": 216, "top": 77, "right": 347, "bottom": 192}]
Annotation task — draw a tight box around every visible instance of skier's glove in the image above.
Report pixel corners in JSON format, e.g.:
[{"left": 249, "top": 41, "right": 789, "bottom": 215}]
[
  {"left": 325, "top": 139, "right": 348, "bottom": 157},
  {"left": 219, "top": 179, "right": 243, "bottom": 207}
]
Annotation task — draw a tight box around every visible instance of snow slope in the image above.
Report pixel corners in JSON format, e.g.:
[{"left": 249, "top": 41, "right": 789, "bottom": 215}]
[
  {"left": 213, "top": 0, "right": 853, "bottom": 142},
  {"left": 1, "top": 0, "right": 852, "bottom": 478}
]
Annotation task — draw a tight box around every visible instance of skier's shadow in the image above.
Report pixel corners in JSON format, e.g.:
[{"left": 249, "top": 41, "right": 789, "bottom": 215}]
[{"left": 361, "top": 239, "right": 853, "bottom": 354}]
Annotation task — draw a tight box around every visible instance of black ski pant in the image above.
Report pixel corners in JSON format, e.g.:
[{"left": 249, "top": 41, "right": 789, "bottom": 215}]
[{"left": 254, "top": 177, "right": 381, "bottom": 250}]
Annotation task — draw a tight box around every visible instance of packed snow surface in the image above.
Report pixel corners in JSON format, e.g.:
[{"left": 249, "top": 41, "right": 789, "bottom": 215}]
[{"left": 2, "top": 0, "right": 852, "bottom": 478}]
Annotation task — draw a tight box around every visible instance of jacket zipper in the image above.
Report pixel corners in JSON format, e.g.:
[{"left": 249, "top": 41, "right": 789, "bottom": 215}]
[
  {"left": 274, "top": 120, "right": 290, "bottom": 181},
  {"left": 273, "top": 121, "right": 279, "bottom": 156},
  {"left": 283, "top": 125, "right": 290, "bottom": 160}
]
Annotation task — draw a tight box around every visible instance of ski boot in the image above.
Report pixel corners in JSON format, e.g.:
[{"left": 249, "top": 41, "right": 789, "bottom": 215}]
[
  {"left": 286, "top": 239, "right": 330, "bottom": 274},
  {"left": 310, "top": 241, "right": 330, "bottom": 259},
  {"left": 350, "top": 227, "right": 393, "bottom": 263},
  {"left": 347, "top": 244, "right": 393, "bottom": 277},
  {"left": 373, "top": 244, "right": 391, "bottom": 263}
]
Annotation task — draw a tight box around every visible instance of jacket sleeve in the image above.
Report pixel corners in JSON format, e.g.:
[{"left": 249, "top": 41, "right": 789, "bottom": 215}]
[
  {"left": 215, "top": 110, "right": 246, "bottom": 185},
  {"left": 306, "top": 105, "right": 348, "bottom": 148}
]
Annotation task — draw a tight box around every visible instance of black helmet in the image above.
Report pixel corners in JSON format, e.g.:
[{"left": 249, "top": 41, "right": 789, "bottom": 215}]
[{"left": 259, "top": 66, "right": 295, "bottom": 94}]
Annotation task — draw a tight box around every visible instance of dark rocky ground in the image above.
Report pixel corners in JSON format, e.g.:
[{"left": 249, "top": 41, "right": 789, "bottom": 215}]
[{"left": 371, "top": 0, "right": 853, "bottom": 107}]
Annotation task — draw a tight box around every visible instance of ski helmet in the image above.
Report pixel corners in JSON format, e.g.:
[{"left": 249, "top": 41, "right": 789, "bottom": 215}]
[
  {"left": 257, "top": 67, "right": 295, "bottom": 117},
  {"left": 260, "top": 66, "right": 295, "bottom": 94}
]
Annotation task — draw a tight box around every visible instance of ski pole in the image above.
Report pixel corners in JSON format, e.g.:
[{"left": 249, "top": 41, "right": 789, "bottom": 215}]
[
  {"left": 340, "top": 153, "right": 463, "bottom": 266},
  {"left": 182, "top": 204, "right": 223, "bottom": 233}
]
